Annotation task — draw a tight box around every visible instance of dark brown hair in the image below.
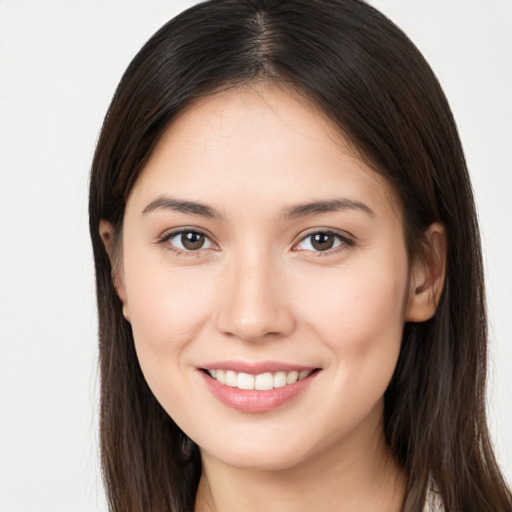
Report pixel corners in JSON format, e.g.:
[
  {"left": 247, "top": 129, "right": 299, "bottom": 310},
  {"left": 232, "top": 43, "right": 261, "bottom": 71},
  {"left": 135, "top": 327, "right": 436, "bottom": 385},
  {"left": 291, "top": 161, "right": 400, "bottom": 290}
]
[{"left": 89, "top": 1, "right": 512, "bottom": 510}]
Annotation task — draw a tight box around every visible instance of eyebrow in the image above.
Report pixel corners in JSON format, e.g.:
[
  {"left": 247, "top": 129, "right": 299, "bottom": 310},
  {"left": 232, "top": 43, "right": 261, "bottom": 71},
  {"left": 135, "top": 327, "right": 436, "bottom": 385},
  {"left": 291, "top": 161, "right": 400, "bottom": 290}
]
[
  {"left": 283, "top": 198, "right": 375, "bottom": 219},
  {"left": 141, "top": 195, "right": 374, "bottom": 219},
  {"left": 141, "top": 196, "right": 220, "bottom": 218}
]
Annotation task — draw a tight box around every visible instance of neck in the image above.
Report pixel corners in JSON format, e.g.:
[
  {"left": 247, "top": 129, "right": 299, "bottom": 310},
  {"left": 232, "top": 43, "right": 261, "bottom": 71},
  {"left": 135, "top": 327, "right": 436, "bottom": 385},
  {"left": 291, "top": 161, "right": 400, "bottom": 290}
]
[{"left": 194, "top": 410, "right": 406, "bottom": 512}]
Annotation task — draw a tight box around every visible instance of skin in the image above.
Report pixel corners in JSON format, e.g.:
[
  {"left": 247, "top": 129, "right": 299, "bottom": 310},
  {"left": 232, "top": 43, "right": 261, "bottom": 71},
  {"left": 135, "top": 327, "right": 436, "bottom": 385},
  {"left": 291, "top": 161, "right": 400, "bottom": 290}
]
[{"left": 101, "top": 83, "right": 446, "bottom": 512}]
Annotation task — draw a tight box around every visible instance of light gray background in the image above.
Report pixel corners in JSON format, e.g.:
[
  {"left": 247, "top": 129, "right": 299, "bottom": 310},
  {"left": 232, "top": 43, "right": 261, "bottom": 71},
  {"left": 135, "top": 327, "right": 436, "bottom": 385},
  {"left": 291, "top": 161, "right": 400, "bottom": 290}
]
[{"left": 0, "top": 1, "right": 510, "bottom": 510}]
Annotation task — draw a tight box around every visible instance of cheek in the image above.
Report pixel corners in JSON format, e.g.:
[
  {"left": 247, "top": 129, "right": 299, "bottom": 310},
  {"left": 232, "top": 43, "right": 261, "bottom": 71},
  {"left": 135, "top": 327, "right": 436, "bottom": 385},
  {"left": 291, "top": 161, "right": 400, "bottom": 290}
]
[
  {"left": 296, "top": 255, "right": 408, "bottom": 388},
  {"left": 301, "top": 248, "right": 409, "bottom": 342},
  {"left": 122, "top": 249, "right": 216, "bottom": 383},
  {"left": 286, "top": 260, "right": 408, "bottom": 444},
  {"left": 128, "top": 273, "right": 212, "bottom": 343},
  {"left": 329, "top": 272, "right": 406, "bottom": 346}
]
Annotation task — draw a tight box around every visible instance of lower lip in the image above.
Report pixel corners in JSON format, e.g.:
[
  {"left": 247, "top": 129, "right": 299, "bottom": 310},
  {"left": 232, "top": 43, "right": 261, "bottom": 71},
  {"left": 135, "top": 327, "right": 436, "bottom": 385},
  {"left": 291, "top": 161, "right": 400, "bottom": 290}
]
[{"left": 199, "top": 370, "right": 319, "bottom": 413}]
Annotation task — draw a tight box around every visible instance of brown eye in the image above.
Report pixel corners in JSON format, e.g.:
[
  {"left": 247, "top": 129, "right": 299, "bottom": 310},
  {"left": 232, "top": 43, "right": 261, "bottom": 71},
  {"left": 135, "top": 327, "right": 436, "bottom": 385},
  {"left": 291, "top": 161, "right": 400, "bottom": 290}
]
[
  {"left": 181, "top": 232, "right": 205, "bottom": 250},
  {"left": 165, "top": 230, "right": 214, "bottom": 252},
  {"left": 295, "top": 231, "right": 348, "bottom": 253},
  {"left": 311, "top": 233, "right": 335, "bottom": 251}
]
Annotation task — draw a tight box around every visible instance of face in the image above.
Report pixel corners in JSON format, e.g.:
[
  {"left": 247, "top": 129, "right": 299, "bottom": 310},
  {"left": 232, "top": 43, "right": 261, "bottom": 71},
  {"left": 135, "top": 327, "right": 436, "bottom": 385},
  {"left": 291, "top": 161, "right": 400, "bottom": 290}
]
[{"left": 115, "top": 84, "right": 418, "bottom": 471}]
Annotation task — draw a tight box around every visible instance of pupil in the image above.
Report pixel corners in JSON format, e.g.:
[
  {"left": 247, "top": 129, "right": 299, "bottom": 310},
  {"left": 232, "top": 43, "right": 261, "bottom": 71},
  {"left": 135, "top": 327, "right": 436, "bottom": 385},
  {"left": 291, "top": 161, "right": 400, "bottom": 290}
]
[
  {"left": 312, "top": 233, "right": 334, "bottom": 251},
  {"left": 182, "top": 232, "right": 205, "bottom": 250}
]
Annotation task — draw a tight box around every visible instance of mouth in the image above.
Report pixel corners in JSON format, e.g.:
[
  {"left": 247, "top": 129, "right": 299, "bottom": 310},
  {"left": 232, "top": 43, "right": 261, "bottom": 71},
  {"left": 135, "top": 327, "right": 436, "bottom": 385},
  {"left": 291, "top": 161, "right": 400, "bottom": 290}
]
[
  {"left": 201, "top": 368, "right": 319, "bottom": 390},
  {"left": 199, "top": 365, "right": 321, "bottom": 413}
]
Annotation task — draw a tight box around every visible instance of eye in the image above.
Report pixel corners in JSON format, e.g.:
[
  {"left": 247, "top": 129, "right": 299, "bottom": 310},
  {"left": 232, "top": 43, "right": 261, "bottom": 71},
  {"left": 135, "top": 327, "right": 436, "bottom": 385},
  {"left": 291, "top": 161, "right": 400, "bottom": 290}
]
[
  {"left": 295, "top": 231, "right": 351, "bottom": 252},
  {"left": 164, "top": 230, "right": 214, "bottom": 252}
]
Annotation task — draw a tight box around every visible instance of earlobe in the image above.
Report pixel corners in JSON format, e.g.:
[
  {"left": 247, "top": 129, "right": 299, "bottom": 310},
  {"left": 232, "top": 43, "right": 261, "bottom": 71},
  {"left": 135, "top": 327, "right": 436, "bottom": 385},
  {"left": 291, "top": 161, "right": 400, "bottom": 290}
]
[
  {"left": 405, "top": 223, "right": 447, "bottom": 322},
  {"left": 99, "top": 220, "right": 131, "bottom": 321}
]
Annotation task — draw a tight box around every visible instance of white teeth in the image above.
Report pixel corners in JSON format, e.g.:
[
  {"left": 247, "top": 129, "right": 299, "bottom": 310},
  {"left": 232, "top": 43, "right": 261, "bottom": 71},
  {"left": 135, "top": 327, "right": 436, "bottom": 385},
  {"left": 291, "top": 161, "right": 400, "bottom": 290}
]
[
  {"left": 273, "top": 371, "right": 287, "bottom": 388},
  {"left": 225, "top": 370, "right": 238, "bottom": 387},
  {"left": 207, "top": 368, "right": 314, "bottom": 389},
  {"left": 298, "top": 370, "right": 311, "bottom": 380},
  {"left": 254, "top": 372, "right": 273, "bottom": 390},
  {"left": 286, "top": 371, "right": 299, "bottom": 384},
  {"left": 237, "top": 372, "right": 255, "bottom": 390}
]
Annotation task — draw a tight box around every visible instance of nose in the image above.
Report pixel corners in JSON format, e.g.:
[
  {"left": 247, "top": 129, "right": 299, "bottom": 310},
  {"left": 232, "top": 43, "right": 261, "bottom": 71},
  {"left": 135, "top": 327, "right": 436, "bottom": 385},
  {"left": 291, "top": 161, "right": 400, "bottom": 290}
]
[{"left": 215, "top": 248, "right": 295, "bottom": 342}]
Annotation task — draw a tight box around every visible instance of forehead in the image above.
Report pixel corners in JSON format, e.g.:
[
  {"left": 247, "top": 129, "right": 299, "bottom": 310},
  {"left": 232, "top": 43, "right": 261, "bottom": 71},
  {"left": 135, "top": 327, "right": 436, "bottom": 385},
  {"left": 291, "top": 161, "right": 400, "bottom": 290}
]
[{"left": 128, "top": 83, "right": 399, "bottom": 220}]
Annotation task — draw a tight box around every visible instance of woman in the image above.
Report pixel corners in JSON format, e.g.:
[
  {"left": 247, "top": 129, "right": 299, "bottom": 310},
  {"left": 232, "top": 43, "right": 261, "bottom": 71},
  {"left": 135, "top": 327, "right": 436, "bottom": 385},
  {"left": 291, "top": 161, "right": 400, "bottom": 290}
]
[{"left": 88, "top": 0, "right": 512, "bottom": 510}]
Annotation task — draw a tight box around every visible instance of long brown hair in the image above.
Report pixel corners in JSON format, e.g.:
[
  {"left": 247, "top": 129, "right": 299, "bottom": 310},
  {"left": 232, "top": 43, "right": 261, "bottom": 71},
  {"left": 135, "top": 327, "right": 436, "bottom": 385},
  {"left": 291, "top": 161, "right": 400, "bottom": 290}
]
[{"left": 89, "top": 1, "right": 512, "bottom": 510}]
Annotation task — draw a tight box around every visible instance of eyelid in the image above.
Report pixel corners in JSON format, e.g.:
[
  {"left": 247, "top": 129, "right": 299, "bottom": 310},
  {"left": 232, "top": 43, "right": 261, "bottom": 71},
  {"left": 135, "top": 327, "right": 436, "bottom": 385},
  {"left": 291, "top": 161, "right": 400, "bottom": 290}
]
[
  {"left": 292, "top": 228, "right": 355, "bottom": 253},
  {"left": 156, "top": 226, "right": 355, "bottom": 256},
  {"left": 157, "top": 227, "right": 219, "bottom": 255}
]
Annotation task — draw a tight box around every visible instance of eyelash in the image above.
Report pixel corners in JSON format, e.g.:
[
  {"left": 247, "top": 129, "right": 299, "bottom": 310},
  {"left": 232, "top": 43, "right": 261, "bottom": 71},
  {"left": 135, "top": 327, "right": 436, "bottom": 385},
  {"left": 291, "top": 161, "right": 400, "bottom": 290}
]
[
  {"left": 293, "top": 230, "right": 355, "bottom": 256},
  {"left": 158, "top": 229, "right": 216, "bottom": 258},
  {"left": 157, "top": 228, "right": 355, "bottom": 257}
]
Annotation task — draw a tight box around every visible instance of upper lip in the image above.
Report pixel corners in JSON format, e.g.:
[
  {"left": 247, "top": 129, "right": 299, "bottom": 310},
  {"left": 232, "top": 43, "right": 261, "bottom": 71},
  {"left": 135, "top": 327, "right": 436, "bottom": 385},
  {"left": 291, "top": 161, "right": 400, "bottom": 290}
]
[{"left": 199, "top": 360, "right": 319, "bottom": 374}]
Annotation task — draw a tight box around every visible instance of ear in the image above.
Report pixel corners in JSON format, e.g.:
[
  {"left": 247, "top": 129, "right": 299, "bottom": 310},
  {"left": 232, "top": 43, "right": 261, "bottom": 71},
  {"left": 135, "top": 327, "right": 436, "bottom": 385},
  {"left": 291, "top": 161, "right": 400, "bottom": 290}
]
[
  {"left": 99, "top": 220, "right": 130, "bottom": 321},
  {"left": 405, "top": 223, "right": 447, "bottom": 322}
]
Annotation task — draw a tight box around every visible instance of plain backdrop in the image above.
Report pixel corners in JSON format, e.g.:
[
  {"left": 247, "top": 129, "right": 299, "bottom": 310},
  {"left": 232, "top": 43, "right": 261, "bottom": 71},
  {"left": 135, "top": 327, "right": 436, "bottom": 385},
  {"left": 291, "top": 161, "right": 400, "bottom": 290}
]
[{"left": 0, "top": 1, "right": 511, "bottom": 510}]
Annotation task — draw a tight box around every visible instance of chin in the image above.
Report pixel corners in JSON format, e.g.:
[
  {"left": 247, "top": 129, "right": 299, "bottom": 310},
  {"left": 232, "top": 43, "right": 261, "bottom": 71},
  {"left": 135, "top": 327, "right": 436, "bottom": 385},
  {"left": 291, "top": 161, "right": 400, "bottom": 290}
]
[
  {"left": 195, "top": 427, "right": 326, "bottom": 472},
  {"left": 208, "top": 445, "right": 310, "bottom": 472}
]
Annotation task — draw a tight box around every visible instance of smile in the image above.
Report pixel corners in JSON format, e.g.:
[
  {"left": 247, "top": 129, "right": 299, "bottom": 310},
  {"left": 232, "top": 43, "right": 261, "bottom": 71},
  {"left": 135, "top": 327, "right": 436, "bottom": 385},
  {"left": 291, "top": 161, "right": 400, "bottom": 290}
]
[
  {"left": 199, "top": 365, "right": 321, "bottom": 413},
  {"left": 205, "top": 369, "right": 314, "bottom": 390}
]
